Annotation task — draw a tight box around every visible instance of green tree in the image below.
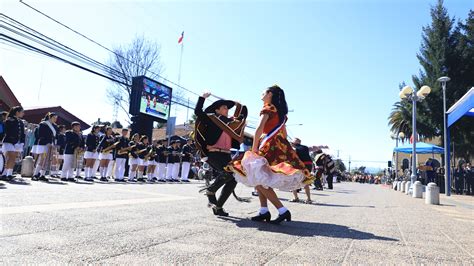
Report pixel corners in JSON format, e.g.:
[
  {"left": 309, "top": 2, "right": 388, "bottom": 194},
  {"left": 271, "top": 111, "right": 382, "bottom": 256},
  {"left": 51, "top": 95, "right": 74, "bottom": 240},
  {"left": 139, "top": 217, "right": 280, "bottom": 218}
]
[
  {"left": 188, "top": 114, "right": 198, "bottom": 125},
  {"left": 412, "top": 0, "right": 458, "bottom": 140},
  {"left": 334, "top": 159, "right": 346, "bottom": 173},
  {"left": 388, "top": 1, "right": 473, "bottom": 159}
]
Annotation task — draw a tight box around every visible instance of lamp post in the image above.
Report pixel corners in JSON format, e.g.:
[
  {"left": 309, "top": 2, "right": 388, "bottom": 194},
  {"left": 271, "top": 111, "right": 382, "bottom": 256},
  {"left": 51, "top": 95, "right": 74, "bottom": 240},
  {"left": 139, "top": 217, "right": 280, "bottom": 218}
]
[
  {"left": 437, "top": 76, "right": 451, "bottom": 196},
  {"left": 399, "top": 85, "right": 431, "bottom": 193}
]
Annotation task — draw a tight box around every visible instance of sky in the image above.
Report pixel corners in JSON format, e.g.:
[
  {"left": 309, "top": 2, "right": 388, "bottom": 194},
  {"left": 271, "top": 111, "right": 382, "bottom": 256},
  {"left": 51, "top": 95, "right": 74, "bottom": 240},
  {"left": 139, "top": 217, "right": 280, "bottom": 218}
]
[{"left": 1, "top": 0, "right": 472, "bottom": 170}]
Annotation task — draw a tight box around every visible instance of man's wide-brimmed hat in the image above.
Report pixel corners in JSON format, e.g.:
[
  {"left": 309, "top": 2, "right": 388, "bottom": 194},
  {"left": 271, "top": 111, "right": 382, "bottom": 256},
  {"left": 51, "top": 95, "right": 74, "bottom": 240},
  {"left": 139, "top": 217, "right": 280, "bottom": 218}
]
[{"left": 204, "top": 100, "right": 235, "bottom": 114}]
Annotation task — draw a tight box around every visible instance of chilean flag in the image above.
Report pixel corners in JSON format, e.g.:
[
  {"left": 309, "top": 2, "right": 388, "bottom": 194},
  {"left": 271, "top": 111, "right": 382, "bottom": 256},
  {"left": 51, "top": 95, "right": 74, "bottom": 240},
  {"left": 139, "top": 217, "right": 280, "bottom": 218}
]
[{"left": 178, "top": 31, "right": 184, "bottom": 44}]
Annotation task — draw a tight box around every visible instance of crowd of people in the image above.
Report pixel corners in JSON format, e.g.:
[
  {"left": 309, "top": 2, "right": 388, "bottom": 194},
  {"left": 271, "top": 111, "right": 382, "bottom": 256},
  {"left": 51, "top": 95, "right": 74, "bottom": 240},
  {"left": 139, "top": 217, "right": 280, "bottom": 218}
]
[
  {"left": 349, "top": 174, "right": 382, "bottom": 184},
  {"left": 0, "top": 107, "right": 199, "bottom": 183},
  {"left": 454, "top": 161, "right": 474, "bottom": 195}
]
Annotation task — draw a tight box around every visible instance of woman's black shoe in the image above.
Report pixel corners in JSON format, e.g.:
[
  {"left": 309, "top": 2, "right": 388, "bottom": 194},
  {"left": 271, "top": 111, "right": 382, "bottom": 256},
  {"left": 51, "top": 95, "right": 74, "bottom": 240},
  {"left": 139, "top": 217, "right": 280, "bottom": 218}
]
[
  {"left": 39, "top": 176, "right": 49, "bottom": 182},
  {"left": 270, "top": 210, "right": 291, "bottom": 224},
  {"left": 251, "top": 211, "right": 271, "bottom": 222},
  {"left": 100, "top": 177, "right": 109, "bottom": 182},
  {"left": 32, "top": 174, "right": 40, "bottom": 181},
  {"left": 212, "top": 207, "right": 229, "bottom": 217}
]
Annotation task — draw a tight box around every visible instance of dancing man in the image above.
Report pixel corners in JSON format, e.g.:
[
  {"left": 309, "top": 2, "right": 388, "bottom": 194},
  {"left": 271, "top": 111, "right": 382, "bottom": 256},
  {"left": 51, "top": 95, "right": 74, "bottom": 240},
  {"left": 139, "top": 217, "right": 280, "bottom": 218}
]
[{"left": 194, "top": 92, "right": 248, "bottom": 216}]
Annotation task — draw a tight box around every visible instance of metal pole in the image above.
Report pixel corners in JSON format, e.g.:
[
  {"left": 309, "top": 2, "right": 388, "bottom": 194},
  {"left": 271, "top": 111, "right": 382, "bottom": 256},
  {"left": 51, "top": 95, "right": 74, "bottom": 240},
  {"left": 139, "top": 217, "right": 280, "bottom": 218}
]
[
  {"left": 411, "top": 94, "right": 417, "bottom": 193},
  {"left": 178, "top": 42, "right": 184, "bottom": 85},
  {"left": 442, "top": 82, "right": 450, "bottom": 196},
  {"left": 438, "top": 76, "right": 450, "bottom": 195},
  {"left": 348, "top": 156, "right": 351, "bottom": 173},
  {"left": 395, "top": 134, "right": 399, "bottom": 181}
]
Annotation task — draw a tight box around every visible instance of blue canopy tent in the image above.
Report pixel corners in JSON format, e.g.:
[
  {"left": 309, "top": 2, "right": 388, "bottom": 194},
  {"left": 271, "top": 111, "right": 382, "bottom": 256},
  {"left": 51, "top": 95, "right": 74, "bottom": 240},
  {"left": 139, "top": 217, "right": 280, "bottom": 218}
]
[
  {"left": 446, "top": 87, "right": 474, "bottom": 195},
  {"left": 394, "top": 142, "right": 445, "bottom": 154}
]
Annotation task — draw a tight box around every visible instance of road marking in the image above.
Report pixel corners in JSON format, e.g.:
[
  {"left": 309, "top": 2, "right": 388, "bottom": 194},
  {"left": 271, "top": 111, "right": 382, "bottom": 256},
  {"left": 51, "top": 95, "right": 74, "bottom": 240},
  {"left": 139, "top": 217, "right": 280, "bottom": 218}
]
[
  {"left": 1, "top": 195, "right": 195, "bottom": 215},
  {"left": 440, "top": 231, "right": 473, "bottom": 258},
  {"left": 342, "top": 239, "right": 355, "bottom": 264}
]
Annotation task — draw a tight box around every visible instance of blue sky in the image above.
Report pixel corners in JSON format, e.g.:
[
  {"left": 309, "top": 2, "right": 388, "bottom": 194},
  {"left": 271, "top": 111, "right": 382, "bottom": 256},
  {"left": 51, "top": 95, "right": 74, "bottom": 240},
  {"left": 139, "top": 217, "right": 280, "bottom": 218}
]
[{"left": 1, "top": 0, "right": 472, "bottom": 169}]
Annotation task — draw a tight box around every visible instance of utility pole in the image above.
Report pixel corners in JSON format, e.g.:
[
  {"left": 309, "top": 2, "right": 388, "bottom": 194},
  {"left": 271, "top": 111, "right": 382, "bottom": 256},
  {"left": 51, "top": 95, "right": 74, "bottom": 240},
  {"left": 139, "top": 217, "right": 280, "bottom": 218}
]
[{"left": 348, "top": 155, "right": 351, "bottom": 173}]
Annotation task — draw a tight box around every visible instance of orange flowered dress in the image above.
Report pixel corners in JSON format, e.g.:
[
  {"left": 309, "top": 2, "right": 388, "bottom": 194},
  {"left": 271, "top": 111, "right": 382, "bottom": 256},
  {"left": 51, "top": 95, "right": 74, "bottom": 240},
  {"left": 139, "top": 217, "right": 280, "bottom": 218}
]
[{"left": 227, "top": 104, "right": 314, "bottom": 191}]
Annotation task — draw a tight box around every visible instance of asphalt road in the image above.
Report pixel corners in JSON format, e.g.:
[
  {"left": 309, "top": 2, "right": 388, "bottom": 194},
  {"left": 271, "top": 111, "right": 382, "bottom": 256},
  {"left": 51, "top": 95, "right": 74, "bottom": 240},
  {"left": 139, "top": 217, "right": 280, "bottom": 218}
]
[{"left": 1, "top": 178, "right": 473, "bottom": 264}]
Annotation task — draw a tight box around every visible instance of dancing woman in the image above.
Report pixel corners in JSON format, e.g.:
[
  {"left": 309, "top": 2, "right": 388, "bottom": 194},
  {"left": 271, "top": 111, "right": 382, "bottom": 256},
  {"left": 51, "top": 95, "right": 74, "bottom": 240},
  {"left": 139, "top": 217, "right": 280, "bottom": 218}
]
[{"left": 228, "top": 85, "right": 313, "bottom": 224}]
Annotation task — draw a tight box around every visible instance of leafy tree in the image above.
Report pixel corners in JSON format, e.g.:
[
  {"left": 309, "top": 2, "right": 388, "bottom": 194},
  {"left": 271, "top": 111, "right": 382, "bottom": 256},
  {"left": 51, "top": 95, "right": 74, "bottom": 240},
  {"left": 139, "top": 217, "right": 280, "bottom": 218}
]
[
  {"left": 334, "top": 159, "right": 346, "bottom": 173},
  {"left": 106, "top": 36, "right": 163, "bottom": 121},
  {"left": 388, "top": 1, "right": 473, "bottom": 159}
]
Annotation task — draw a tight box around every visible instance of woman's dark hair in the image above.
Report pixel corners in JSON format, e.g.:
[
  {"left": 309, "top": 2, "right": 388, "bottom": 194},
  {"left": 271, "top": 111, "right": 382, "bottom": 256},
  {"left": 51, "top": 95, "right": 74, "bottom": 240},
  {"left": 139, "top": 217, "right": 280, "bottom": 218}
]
[
  {"left": 266, "top": 85, "right": 288, "bottom": 123},
  {"left": 42, "top": 112, "right": 58, "bottom": 121},
  {"left": 132, "top": 133, "right": 140, "bottom": 141},
  {"left": 8, "top": 106, "right": 24, "bottom": 118},
  {"left": 140, "top": 135, "right": 148, "bottom": 142},
  {"left": 58, "top": 125, "right": 66, "bottom": 130}
]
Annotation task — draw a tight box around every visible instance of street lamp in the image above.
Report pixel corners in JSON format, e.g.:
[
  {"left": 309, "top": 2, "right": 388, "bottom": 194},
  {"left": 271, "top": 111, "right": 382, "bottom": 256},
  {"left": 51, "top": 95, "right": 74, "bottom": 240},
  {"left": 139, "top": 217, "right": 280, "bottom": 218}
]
[
  {"left": 437, "top": 76, "right": 451, "bottom": 196},
  {"left": 399, "top": 85, "right": 431, "bottom": 193}
]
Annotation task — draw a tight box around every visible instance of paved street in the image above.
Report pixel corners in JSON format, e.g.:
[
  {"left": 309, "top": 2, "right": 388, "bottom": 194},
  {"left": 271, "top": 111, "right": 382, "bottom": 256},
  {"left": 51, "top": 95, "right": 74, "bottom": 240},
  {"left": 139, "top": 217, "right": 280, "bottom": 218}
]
[{"left": 1, "top": 179, "right": 473, "bottom": 264}]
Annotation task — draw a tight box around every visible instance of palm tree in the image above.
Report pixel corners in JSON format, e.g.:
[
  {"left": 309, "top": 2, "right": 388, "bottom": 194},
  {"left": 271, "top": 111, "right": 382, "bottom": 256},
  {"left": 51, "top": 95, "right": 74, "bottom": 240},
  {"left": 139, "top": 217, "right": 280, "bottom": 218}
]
[{"left": 388, "top": 101, "right": 412, "bottom": 142}]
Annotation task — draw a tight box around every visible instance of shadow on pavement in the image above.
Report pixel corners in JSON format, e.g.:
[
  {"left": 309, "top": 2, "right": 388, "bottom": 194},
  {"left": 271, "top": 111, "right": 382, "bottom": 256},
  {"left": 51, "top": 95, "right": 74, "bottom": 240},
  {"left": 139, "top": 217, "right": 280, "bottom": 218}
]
[
  {"left": 316, "top": 203, "right": 375, "bottom": 208},
  {"left": 73, "top": 181, "right": 94, "bottom": 185},
  {"left": 35, "top": 180, "right": 68, "bottom": 185},
  {"left": 6, "top": 179, "right": 31, "bottom": 186},
  {"left": 220, "top": 216, "right": 397, "bottom": 241}
]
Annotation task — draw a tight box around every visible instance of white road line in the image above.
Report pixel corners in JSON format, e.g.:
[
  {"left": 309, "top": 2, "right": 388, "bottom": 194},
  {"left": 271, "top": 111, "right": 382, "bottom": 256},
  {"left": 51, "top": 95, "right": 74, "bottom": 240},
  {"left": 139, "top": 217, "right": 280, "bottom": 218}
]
[
  {"left": 342, "top": 239, "right": 355, "bottom": 264},
  {"left": 440, "top": 230, "right": 474, "bottom": 258},
  {"left": 392, "top": 211, "right": 416, "bottom": 265},
  {"left": 1, "top": 195, "right": 194, "bottom": 215}
]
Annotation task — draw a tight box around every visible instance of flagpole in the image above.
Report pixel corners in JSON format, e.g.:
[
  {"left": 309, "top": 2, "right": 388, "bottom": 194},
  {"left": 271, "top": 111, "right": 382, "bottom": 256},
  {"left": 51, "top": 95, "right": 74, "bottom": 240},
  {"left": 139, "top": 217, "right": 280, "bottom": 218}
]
[{"left": 178, "top": 41, "right": 184, "bottom": 85}]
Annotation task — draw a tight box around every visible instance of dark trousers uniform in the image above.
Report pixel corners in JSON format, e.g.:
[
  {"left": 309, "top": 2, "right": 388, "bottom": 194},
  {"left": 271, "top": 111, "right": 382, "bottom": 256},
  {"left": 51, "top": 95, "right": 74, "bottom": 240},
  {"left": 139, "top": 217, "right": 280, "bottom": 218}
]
[
  {"left": 326, "top": 173, "right": 334, "bottom": 189},
  {"left": 206, "top": 152, "right": 237, "bottom": 208}
]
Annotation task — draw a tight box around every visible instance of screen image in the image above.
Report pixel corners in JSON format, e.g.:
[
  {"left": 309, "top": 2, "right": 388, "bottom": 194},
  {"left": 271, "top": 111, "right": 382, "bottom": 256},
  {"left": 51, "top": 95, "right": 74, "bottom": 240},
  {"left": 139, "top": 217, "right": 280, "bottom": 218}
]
[{"left": 139, "top": 78, "right": 171, "bottom": 120}]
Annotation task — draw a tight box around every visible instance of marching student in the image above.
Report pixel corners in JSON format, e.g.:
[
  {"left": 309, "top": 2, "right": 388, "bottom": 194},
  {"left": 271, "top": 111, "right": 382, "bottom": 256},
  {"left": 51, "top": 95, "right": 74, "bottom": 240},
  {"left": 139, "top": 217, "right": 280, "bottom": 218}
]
[
  {"left": 171, "top": 140, "right": 182, "bottom": 182},
  {"left": 91, "top": 125, "right": 105, "bottom": 179},
  {"left": 114, "top": 128, "right": 129, "bottom": 182},
  {"left": 180, "top": 138, "right": 193, "bottom": 182},
  {"left": 165, "top": 140, "right": 176, "bottom": 182},
  {"left": 32, "top": 112, "right": 59, "bottom": 182},
  {"left": 1, "top": 106, "right": 26, "bottom": 181},
  {"left": 106, "top": 132, "right": 121, "bottom": 179},
  {"left": 155, "top": 139, "right": 168, "bottom": 182},
  {"left": 136, "top": 135, "right": 150, "bottom": 182},
  {"left": 61, "top": 122, "right": 83, "bottom": 182},
  {"left": 52, "top": 125, "right": 66, "bottom": 178},
  {"left": 83, "top": 125, "right": 100, "bottom": 182},
  {"left": 145, "top": 140, "right": 158, "bottom": 182},
  {"left": 128, "top": 133, "right": 140, "bottom": 182},
  {"left": 97, "top": 127, "right": 118, "bottom": 182}
]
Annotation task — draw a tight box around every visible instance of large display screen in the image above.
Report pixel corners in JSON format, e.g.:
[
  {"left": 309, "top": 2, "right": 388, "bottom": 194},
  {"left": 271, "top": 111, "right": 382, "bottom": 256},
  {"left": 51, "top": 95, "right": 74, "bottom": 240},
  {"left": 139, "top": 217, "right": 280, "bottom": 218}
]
[{"left": 130, "top": 76, "right": 172, "bottom": 122}]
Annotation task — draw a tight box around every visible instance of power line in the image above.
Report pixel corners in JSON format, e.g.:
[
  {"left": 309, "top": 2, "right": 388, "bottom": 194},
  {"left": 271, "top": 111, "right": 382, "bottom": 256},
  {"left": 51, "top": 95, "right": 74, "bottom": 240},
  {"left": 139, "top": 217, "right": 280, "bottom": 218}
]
[
  {"left": 2, "top": 6, "right": 255, "bottom": 128},
  {"left": 0, "top": 13, "right": 197, "bottom": 112},
  {"left": 19, "top": 0, "right": 204, "bottom": 99}
]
